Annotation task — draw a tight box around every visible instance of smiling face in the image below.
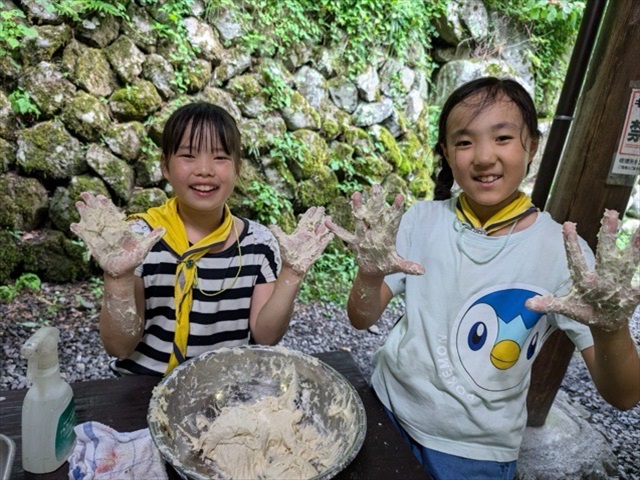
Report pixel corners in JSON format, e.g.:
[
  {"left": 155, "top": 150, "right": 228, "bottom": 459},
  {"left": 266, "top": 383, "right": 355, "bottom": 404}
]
[
  {"left": 441, "top": 94, "right": 538, "bottom": 223},
  {"left": 162, "top": 124, "right": 237, "bottom": 221}
]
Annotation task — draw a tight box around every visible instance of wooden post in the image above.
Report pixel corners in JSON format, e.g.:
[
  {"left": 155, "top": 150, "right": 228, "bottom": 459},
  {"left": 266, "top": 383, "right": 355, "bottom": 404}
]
[{"left": 527, "top": 0, "right": 639, "bottom": 427}]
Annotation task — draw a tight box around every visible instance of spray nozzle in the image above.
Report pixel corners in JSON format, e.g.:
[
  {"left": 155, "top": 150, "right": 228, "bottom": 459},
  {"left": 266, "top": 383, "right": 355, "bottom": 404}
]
[{"left": 22, "top": 326, "right": 61, "bottom": 381}]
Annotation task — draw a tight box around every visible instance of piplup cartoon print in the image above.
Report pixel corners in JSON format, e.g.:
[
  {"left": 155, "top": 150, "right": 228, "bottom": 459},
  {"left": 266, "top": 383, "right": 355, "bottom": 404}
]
[{"left": 454, "top": 287, "right": 554, "bottom": 393}]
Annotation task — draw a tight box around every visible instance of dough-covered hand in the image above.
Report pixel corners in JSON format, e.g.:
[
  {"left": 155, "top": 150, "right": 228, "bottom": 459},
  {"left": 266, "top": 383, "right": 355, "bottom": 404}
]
[
  {"left": 70, "top": 192, "right": 165, "bottom": 278},
  {"left": 269, "top": 206, "right": 334, "bottom": 276},
  {"left": 526, "top": 210, "right": 639, "bottom": 332},
  {"left": 326, "top": 184, "right": 425, "bottom": 276}
]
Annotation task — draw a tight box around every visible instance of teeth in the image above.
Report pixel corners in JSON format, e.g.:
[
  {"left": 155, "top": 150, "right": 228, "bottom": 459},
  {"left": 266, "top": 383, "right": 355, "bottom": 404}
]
[
  {"left": 192, "top": 185, "right": 215, "bottom": 192},
  {"left": 477, "top": 175, "right": 499, "bottom": 183}
]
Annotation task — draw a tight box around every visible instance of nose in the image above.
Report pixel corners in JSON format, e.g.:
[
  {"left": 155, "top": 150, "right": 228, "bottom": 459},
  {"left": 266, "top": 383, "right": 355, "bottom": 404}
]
[
  {"left": 196, "top": 159, "right": 214, "bottom": 176},
  {"left": 473, "top": 141, "right": 496, "bottom": 167}
]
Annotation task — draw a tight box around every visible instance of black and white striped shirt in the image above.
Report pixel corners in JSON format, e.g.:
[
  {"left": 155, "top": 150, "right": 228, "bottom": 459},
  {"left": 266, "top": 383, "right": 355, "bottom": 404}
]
[{"left": 111, "top": 218, "right": 280, "bottom": 375}]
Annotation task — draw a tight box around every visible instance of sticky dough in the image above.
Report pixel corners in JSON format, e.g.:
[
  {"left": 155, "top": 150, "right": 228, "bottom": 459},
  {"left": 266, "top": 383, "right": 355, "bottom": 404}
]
[{"left": 186, "top": 368, "right": 342, "bottom": 478}]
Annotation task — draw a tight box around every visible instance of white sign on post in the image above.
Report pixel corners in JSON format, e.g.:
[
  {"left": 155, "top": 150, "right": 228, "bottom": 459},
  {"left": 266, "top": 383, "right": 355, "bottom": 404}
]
[{"left": 612, "top": 88, "right": 640, "bottom": 175}]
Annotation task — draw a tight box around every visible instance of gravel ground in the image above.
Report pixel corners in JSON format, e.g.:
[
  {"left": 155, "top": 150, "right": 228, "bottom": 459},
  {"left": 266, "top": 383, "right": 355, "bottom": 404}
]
[{"left": 1, "top": 282, "right": 638, "bottom": 478}]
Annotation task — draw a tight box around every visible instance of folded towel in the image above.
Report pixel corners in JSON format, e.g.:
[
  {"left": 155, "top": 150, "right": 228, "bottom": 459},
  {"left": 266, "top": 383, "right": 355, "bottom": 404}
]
[{"left": 68, "top": 421, "right": 168, "bottom": 480}]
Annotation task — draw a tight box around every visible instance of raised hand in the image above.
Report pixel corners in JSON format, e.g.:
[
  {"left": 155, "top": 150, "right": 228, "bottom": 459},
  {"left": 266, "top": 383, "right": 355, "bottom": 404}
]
[
  {"left": 526, "top": 210, "right": 639, "bottom": 332},
  {"left": 326, "top": 184, "right": 425, "bottom": 276},
  {"left": 70, "top": 192, "right": 165, "bottom": 278},
  {"left": 269, "top": 206, "right": 334, "bottom": 276}
]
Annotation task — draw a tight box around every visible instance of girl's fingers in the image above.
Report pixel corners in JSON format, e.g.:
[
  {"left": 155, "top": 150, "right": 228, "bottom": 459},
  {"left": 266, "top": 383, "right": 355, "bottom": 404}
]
[
  {"left": 399, "top": 259, "right": 425, "bottom": 276},
  {"left": 79, "top": 191, "right": 97, "bottom": 207},
  {"left": 268, "top": 224, "right": 286, "bottom": 244},
  {"left": 595, "top": 210, "right": 619, "bottom": 269},
  {"left": 325, "top": 219, "right": 356, "bottom": 244},
  {"left": 141, "top": 228, "right": 165, "bottom": 252},
  {"left": 563, "top": 222, "right": 590, "bottom": 285},
  {"left": 392, "top": 194, "right": 404, "bottom": 210}
]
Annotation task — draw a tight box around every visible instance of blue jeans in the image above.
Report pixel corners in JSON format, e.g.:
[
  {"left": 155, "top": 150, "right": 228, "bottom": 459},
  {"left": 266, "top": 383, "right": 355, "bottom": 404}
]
[{"left": 383, "top": 405, "right": 517, "bottom": 480}]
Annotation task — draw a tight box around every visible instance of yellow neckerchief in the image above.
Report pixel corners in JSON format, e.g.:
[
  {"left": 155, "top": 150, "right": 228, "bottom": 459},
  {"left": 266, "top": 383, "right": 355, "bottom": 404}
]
[
  {"left": 129, "top": 197, "right": 233, "bottom": 374},
  {"left": 455, "top": 191, "right": 537, "bottom": 235}
]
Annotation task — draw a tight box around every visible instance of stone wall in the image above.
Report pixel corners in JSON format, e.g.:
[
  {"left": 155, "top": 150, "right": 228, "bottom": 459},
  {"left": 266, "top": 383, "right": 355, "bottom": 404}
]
[{"left": 0, "top": 0, "right": 549, "bottom": 283}]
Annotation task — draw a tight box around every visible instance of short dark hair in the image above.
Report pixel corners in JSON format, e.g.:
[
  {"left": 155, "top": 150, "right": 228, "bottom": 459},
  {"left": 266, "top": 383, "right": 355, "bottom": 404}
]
[
  {"left": 161, "top": 102, "right": 242, "bottom": 173},
  {"left": 432, "top": 77, "right": 541, "bottom": 200}
]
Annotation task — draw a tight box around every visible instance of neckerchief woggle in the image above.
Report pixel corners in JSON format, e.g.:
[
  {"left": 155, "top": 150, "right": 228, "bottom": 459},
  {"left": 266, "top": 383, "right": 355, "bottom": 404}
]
[
  {"left": 455, "top": 191, "right": 537, "bottom": 235},
  {"left": 129, "top": 197, "right": 233, "bottom": 374}
]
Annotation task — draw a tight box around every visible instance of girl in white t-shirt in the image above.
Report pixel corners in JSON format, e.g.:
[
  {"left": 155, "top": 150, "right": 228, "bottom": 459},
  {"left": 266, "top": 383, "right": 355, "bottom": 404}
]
[{"left": 328, "top": 77, "right": 639, "bottom": 479}]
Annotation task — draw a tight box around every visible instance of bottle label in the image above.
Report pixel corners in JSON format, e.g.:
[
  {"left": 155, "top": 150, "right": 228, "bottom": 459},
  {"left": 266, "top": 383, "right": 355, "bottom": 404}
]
[{"left": 56, "top": 398, "right": 77, "bottom": 460}]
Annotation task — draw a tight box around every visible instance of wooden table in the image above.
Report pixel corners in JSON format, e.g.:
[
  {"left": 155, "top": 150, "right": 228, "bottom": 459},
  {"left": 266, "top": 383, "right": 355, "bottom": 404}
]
[{"left": 0, "top": 350, "right": 427, "bottom": 479}]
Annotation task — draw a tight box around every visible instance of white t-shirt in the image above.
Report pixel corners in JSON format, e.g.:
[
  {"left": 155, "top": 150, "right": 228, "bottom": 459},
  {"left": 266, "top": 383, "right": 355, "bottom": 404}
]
[{"left": 372, "top": 198, "right": 594, "bottom": 462}]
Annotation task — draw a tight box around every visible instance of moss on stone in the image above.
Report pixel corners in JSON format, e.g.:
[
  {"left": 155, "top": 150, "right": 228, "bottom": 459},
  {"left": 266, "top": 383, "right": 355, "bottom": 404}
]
[
  {"left": 342, "top": 126, "right": 375, "bottom": 158},
  {"left": 0, "top": 174, "right": 48, "bottom": 230},
  {"left": 381, "top": 173, "right": 409, "bottom": 201},
  {"left": 288, "top": 130, "right": 329, "bottom": 179},
  {"left": 103, "top": 122, "right": 146, "bottom": 162},
  {"left": 185, "top": 59, "right": 212, "bottom": 93},
  {"left": 16, "top": 121, "right": 85, "bottom": 179},
  {"left": 296, "top": 168, "right": 340, "bottom": 208},
  {"left": 49, "top": 175, "right": 110, "bottom": 233},
  {"left": 0, "top": 137, "right": 16, "bottom": 173},
  {"left": 126, "top": 188, "right": 168, "bottom": 214},
  {"left": 0, "top": 229, "right": 22, "bottom": 285},
  {"left": 355, "top": 154, "right": 392, "bottom": 181},
  {"left": 399, "top": 130, "right": 435, "bottom": 176},
  {"left": 147, "top": 96, "right": 192, "bottom": 144},
  {"left": 61, "top": 90, "right": 111, "bottom": 142},
  {"left": 135, "top": 147, "right": 164, "bottom": 187},
  {"left": 20, "top": 229, "right": 93, "bottom": 282},
  {"left": 109, "top": 80, "right": 162, "bottom": 121},
  {"left": 321, "top": 116, "right": 340, "bottom": 139},
  {"left": 408, "top": 168, "right": 435, "bottom": 200},
  {"left": 281, "top": 91, "right": 321, "bottom": 130},
  {"left": 372, "top": 126, "right": 410, "bottom": 175}
]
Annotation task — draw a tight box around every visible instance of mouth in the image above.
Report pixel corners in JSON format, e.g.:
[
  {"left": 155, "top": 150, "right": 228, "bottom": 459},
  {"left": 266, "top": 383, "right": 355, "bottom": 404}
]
[
  {"left": 191, "top": 185, "right": 218, "bottom": 193},
  {"left": 474, "top": 175, "right": 501, "bottom": 184}
]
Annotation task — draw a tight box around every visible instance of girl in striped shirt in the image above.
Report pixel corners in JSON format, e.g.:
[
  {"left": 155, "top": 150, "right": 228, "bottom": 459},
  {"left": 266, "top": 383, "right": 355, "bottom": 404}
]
[{"left": 72, "top": 102, "right": 333, "bottom": 375}]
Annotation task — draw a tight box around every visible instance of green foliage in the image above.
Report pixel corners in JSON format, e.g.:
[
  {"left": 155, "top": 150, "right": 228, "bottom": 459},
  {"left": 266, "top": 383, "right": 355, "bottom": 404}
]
[
  {"left": 88, "top": 276, "right": 104, "bottom": 297},
  {"left": 328, "top": 155, "right": 361, "bottom": 196},
  {"left": 241, "top": 181, "right": 293, "bottom": 227},
  {"left": 0, "top": 9, "right": 37, "bottom": 57},
  {"left": 262, "top": 67, "right": 293, "bottom": 111},
  {"left": 50, "top": 0, "right": 130, "bottom": 22},
  {"left": 269, "top": 133, "right": 308, "bottom": 167},
  {"left": 205, "top": 0, "right": 446, "bottom": 76},
  {"left": 0, "top": 272, "right": 41, "bottom": 303},
  {"left": 484, "top": 0, "right": 586, "bottom": 115},
  {"left": 205, "top": 0, "right": 323, "bottom": 57},
  {"left": 152, "top": 0, "right": 201, "bottom": 93},
  {"left": 318, "top": 0, "right": 445, "bottom": 74},
  {"left": 299, "top": 243, "right": 356, "bottom": 304},
  {"left": 8, "top": 88, "right": 40, "bottom": 117}
]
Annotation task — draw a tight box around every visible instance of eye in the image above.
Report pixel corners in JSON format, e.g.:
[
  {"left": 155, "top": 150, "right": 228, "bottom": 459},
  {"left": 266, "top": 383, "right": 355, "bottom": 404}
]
[
  {"left": 526, "top": 332, "right": 538, "bottom": 360},
  {"left": 467, "top": 321, "right": 487, "bottom": 351},
  {"left": 455, "top": 140, "right": 472, "bottom": 147},
  {"left": 496, "top": 135, "right": 513, "bottom": 143}
]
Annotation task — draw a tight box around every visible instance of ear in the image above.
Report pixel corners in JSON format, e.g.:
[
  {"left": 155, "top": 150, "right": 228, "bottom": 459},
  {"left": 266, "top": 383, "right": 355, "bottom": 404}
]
[
  {"left": 527, "top": 137, "right": 540, "bottom": 164},
  {"left": 440, "top": 143, "right": 451, "bottom": 164},
  {"left": 161, "top": 155, "right": 170, "bottom": 180}
]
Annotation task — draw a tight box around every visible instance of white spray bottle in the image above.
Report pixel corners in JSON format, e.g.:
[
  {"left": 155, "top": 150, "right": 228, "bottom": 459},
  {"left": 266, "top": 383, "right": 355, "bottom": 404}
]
[{"left": 21, "top": 326, "right": 77, "bottom": 474}]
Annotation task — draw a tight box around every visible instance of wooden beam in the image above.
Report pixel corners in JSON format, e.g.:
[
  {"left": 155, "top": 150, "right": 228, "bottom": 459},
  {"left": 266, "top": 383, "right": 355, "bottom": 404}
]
[{"left": 527, "top": 0, "right": 640, "bottom": 427}]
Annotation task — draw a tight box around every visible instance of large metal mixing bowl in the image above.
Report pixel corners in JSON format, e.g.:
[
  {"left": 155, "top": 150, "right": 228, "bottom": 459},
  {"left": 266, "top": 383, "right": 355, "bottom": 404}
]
[{"left": 147, "top": 346, "right": 367, "bottom": 480}]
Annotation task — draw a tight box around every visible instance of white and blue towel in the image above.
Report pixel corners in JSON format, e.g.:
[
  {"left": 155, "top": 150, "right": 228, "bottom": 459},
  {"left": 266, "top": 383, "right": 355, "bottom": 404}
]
[{"left": 68, "top": 421, "right": 168, "bottom": 480}]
